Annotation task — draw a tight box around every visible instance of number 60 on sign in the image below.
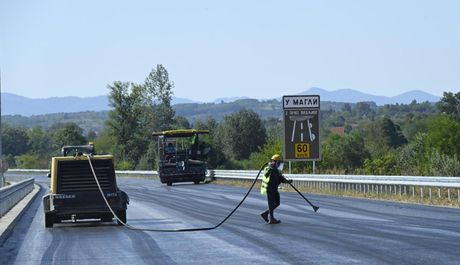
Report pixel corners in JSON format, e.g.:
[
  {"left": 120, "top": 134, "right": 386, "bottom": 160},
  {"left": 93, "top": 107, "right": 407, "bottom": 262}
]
[{"left": 295, "top": 143, "right": 310, "bottom": 158}]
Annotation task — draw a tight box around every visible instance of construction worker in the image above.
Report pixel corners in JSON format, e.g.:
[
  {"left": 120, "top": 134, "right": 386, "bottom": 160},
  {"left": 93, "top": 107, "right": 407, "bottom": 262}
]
[
  {"left": 164, "top": 142, "right": 176, "bottom": 162},
  {"left": 260, "top": 154, "right": 292, "bottom": 224}
]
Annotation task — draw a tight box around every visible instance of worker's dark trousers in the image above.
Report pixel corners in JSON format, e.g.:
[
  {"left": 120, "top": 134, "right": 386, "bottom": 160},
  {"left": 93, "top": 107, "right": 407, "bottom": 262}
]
[{"left": 264, "top": 190, "right": 280, "bottom": 219}]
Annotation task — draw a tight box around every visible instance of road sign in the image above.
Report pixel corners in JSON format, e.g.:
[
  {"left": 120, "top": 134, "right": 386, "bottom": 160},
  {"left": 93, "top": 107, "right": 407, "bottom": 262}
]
[{"left": 283, "top": 95, "right": 320, "bottom": 161}]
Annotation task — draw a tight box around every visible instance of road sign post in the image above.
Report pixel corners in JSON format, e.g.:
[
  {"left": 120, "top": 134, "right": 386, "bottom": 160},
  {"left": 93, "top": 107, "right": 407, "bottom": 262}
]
[{"left": 283, "top": 95, "right": 321, "bottom": 163}]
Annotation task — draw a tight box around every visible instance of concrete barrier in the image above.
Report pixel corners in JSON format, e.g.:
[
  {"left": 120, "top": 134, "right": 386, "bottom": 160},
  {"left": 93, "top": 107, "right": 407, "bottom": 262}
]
[{"left": 0, "top": 178, "right": 35, "bottom": 218}]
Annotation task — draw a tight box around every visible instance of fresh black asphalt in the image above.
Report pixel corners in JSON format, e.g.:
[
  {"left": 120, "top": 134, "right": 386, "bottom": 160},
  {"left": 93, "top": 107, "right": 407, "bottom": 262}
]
[{"left": 1, "top": 174, "right": 460, "bottom": 264}]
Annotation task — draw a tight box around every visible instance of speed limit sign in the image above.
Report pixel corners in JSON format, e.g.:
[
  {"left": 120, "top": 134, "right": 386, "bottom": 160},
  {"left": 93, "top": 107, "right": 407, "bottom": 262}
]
[{"left": 283, "top": 95, "right": 321, "bottom": 161}]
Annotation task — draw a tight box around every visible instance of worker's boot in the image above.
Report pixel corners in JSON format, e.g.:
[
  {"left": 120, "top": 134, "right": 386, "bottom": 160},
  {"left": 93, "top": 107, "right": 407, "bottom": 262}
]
[
  {"left": 260, "top": 211, "right": 269, "bottom": 223},
  {"left": 268, "top": 217, "right": 281, "bottom": 224}
]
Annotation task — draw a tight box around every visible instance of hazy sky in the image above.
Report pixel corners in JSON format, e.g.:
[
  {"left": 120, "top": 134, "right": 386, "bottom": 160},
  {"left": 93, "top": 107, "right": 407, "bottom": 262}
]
[{"left": 1, "top": 0, "right": 459, "bottom": 102}]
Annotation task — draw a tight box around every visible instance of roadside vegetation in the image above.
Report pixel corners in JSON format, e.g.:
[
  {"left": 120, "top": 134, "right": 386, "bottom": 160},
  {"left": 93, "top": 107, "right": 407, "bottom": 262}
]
[{"left": 2, "top": 65, "right": 459, "bottom": 177}]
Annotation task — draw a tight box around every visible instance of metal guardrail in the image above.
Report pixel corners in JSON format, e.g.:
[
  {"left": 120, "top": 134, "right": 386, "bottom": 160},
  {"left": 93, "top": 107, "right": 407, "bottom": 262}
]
[
  {"left": 209, "top": 170, "right": 460, "bottom": 202},
  {"left": 0, "top": 178, "right": 34, "bottom": 218},
  {"left": 6, "top": 169, "right": 460, "bottom": 202}
]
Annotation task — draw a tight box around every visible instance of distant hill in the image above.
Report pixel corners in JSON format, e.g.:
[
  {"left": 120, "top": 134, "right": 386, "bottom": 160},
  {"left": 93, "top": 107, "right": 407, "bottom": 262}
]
[
  {"left": 171, "top": 97, "right": 200, "bottom": 104},
  {"left": 299, "top": 87, "right": 440, "bottom": 105},
  {"left": 2, "top": 99, "right": 350, "bottom": 133},
  {"left": 2, "top": 93, "right": 110, "bottom": 116},
  {"left": 1, "top": 93, "right": 200, "bottom": 116},
  {"left": 213, "top": 96, "right": 251, "bottom": 103},
  {"left": 2, "top": 91, "right": 439, "bottom": 134},
  {"left": 2, "top": 111, "right": 110, "bottom": 134},
  {"left": 391, "top": 90, "right": 440, "bottom": 104},
  {"left": 1, "top": 88, "right": 441, "bottom": 116},
  {"left": 175, "top": 99, "right": 281, "bottom": 122},
  {"left": 174, "top": 99, "right": 351, "bottom": 123}
]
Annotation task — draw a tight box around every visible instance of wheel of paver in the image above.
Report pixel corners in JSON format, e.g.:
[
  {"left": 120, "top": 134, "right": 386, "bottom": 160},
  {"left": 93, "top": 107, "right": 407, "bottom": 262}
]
[
  {"left": 194, "top": 181, "right": 200, "bottom": 184},
  {"left": 117, "top": 210, "right": 127, "bottom": 225},
  {"left": 45, "top": 213, "right": 54, "bottom": 228},
  {"left": 167, "top": 182, "right": 172, "bottom": 186}
]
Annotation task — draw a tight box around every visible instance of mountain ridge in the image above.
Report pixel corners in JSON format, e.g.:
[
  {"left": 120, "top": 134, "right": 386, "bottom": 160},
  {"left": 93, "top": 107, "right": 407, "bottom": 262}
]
[
  {"left": 1, "top": 88, "right": 441, "bottom": 116},
  {"left": 298, "top": 87, "right": 440, "bottom": 105}
]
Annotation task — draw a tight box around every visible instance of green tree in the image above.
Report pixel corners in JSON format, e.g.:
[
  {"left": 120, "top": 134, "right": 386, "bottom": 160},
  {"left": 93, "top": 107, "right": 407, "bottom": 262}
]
[
  {"left": 249, "top": 138, "right": 282, "bottom": 169},
  {"left": 16, "top": 153, "right": 50, "bottom": 169},
  {"left": 2, "top": 125, "right": 30, "bottom": 156},
  {"left": 144, "top": 64, "right": 176, "bottom": 131},
  {"left": 362, "top": 152, "right": 399, "bottom": 175},
  {"left": 174, "top": 116, "right": 191, "bottom": 129},
  {"left": 437, "top": 91, "right": 460, "bottom": 120},
  {"left": 396, "top": 133, "right": 427, "bottom": 175},
  {"left": 401, "top": 114, "right": 430, "bottom": 141},
  {"left": 396, "top": 127, "right": 460, "bottom": 176},
  {"left": 425, "top": 115, "right": 460, "bottom": 157},
  {"left": 264, "top": 117, "right": 282, "bottom": 144},
  {"left": 356, "top": 117, "right": 407, "bottom": 159},
  {"left": 193, "top": 118, "right": 228, "bottom": 168},
  {"left": 342, "top": 103, "right": 352, "bottom": 114},
  {"left": 380, "top": 117, "right": 407, "bottom": 148},
  {"left": 354, "top": 102, "right": 374, "bottom": 118},
  {"left": 320, "top": 133, "right": 370, "bottom": 172},
  {"left": 344, "top": 124, "right": 352, "bottom": 134},
  {"left": 356, "top": 120, "right": 389, "bottom": 159},
  {"left": 106, "top": 65, "right": 177, "bottom": 169},
  {"left": 126, "top": 64, "right": 178, "bottom": 169},
  {"left": 218, "top": 110, "right": 267, "bottom": 160},
  {"left": 93, "top": 130, "right": 116, "bottom": 155},
  {"left": 428, "top": 150, "right": 460, "bottom": 176},
  {"left": 106, "top": 81, "right": 147, "bottom": 168},
  {"left": 27, "top": 127, "right": 52, "bottom": 155},
  {"left": 52, "top": 123, "right": 87, "bottom": 149}
]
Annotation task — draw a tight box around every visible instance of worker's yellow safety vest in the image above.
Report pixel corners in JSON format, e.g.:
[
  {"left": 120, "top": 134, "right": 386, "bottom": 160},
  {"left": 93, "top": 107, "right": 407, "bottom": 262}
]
[{"left": 260, "top": 167, "right": 271, "bottom": 195}]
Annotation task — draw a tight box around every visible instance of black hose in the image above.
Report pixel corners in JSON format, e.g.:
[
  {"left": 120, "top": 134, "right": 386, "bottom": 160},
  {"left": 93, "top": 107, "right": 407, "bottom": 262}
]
[
  {"left": 134, "top": 163, "right": 267, "bottom": 232},
  {"left": 87, "top": 153, "right": 268, "bottom": 232}
]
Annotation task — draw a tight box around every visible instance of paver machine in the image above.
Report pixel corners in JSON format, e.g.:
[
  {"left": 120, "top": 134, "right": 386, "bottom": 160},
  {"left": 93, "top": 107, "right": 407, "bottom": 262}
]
[{"left": 153, "top": 129, "right": 210, "bottom": 186}]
